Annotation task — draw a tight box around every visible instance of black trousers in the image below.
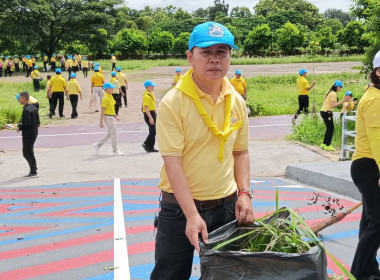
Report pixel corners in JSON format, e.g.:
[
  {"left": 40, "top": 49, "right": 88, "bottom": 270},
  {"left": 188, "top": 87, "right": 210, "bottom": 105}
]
[
  {"left": 25, "top": 67, "right": 31, "bottom": 77},
  {"left": 5, "top": 66, "right": 12, "bottom": 76},
  {"left": 33, "top": 79, "right": 40, "bottom": 91},
  {"left": 67, "top": 67, "right": 72, "bottom": 79},
  {"left": 22, "top": 136, "right": 38, "bottom": 173},
  {"left": 51, "top": 62, "right": 56, "bottom": 72},
  {"left": 83, "top": 67, "right": 88, "bottom": 77},
  {"left": 143, "top": 111, "right": 156, "bottom": 150},
  {"left": 15, "top": 63, "right": 20, "bottom": 72},
  {"left": 69, "top": 95, "right": 78, "bottom": 117},
  {"left": 112, "top": 94, "right": 120, "bottom": 115},
  {"left": 43, "top": 61, "right": 47, "bottom": 72},
  {"left": 51, "top": 91, "right": 64, "bottom": 117},
  {"left": 0, "top": 67, "right": 2, "bottom": 77},
  {"left": 22, "top": 62, "right": 26, "bottom": 72},
  {"left": 320, "top": 110, "right": 334, "bottom": 146},
  {"left": 72, "top": 66, "right": 78, "bottom": 73},
  {"left": 112, "top": 63, "right": 116, "bottom": 71},
  {"left": 351, "top": 158, "right": 380, "bottom": 279},
  {"left": 294, "top": 95, "right": 309, "bottom": 119},
  {"left": 120, "top": 86, "right": 127, "bottom": 106}
]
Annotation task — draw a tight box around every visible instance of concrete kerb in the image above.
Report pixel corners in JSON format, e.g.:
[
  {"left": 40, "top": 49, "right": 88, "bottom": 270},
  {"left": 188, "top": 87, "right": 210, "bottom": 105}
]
[{"left": 285, "top": 161, "right": 361, "bottom": 200}]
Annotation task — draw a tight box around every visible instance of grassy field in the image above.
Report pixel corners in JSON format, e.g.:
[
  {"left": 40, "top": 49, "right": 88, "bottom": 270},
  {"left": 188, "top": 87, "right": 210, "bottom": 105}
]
[{"left": 245, "top": 72, "right": 368, "bottom": 116}]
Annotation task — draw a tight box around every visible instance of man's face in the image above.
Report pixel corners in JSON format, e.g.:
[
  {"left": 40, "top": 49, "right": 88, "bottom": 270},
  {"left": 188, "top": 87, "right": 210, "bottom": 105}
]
[
  {"left": 105, "top": 88, "right": 113, "bottom": 94},
  {"left": 18, "top": 96, "right": 27, "bottom": 105},
  {"left": 146, "top": 86, "right": 154, "bottom": 92},
  {"left": 235, "top": 74, "right": 241, "bottom": 79},
  {"left": 176, "top": 71, "right": 181, "bottom": 76},
  {"left": 187, "top": 44, "right": 231, "bottom": 82}
]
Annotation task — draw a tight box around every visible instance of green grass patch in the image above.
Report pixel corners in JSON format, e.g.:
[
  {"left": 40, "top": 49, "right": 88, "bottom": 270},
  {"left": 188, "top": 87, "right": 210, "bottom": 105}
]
[
  {"left": 246, "top": 72, "right": 367, "bottom": 116},
  {"left": 0, "top": 81, "right": 50, "bottom": 128}
]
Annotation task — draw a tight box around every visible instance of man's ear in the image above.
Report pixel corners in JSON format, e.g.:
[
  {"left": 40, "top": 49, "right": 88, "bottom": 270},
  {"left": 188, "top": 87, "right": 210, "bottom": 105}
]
[{"left": 186, "top": 50, "right": 193, "bottom": 66}]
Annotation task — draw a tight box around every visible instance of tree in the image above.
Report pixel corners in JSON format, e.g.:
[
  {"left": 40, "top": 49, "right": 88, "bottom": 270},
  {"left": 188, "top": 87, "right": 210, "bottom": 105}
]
[
  {"left": 148, "top": 30, "right": 174, "bottom": 56},
  {"left": 276, "top": 22, "right": 305, "bottom": 54},
  {"left": 112, "top": 28, "right": 147, "bottom": 58},
  {"left": 266, "top": 10, "right": 305, "bottom": 30},
  {"left": 208, "top": 0, "right": 229, "bottom": 20},
  {"left": 320, "top": 19, "right": 344, "bottom": 35},
  {"left": 244, "top": 24, "right": 272, "bottom": 56},
  {"left": 337, "top": 21, "right": 368, "bottom": 52},
  {"left": 323, "top": 8, "right": 353, "bottom": 26},
  {"left": 315, "top": 27, "right": 336, "bottom": 49},
  {"left": 230, "top": 7, "right": 252, "bottom": 18},
  {"left": 172, "top": 32, "right": 190, "bottom": 55}
]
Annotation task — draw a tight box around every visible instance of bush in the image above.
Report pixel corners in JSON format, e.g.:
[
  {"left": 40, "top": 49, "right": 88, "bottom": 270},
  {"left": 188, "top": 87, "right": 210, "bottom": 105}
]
[{"left": 246, "top": 100, "right": 265, "bottom": 116}]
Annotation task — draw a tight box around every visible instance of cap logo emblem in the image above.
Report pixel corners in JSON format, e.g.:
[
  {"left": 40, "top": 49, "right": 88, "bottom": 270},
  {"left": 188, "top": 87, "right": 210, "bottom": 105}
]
[{"left": 208, "top": 23, "right": 224, "bottom": 38}]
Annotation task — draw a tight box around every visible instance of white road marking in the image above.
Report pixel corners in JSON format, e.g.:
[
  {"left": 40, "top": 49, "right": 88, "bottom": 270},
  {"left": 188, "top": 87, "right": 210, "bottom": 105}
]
[
  {"left": 250, "top": 180, "right": 266, "bottom": 183},
  {"left": 249, "top": 123, "right": 289, "bottom": 128},
  {"left": 276, "top": 185, "right": 306, "bottom": 189},
  {"left": 113, "top": 178, "right": 130, "bottom": 280}
]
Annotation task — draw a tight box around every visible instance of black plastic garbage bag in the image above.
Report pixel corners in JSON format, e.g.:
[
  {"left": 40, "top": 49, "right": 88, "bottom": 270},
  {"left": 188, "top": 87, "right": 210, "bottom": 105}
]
[{"left": 200, "top": 215, "right": 328, "bottom": 280}]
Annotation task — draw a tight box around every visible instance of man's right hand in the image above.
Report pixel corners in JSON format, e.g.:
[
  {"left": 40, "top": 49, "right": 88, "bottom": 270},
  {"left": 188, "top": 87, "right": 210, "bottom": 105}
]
[
  {"left": 185, "top": 213, "right": 208, "bottom": 252},
  {"left": 149, "top": 117, "right": 154, "bottom": 125}
]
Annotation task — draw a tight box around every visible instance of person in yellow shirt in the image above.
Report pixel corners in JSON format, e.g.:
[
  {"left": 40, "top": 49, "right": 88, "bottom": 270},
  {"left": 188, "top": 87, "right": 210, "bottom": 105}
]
[
  {"left": 151, "top": 22, "right": 254, "bottom": 279},
  {"left": 109, "top": 71, "right": 124, "bottom": 116},
  {"left": 0, "top": 58, "right": 3, "bottom": 77},
  {"left": 72, "top": 56, "right": 79, "bottom": 75},
  {"left": 46, "top": 75, "right": 53, "bottom": 115},
  {"left": 66, "top": 55, "right": 73, "bottom": 79},
  {"left": 292, "top": 68, "right": 316, "bottom": 124},
  {"left": 48, "top": 68, "right": 68, "bottom": 118},
  {"left": 340, "top": 91, "right": 358, "bottom": 117},
  {"left": 82, "top": 57, "right": 89, "bottom": 78},
  {"left": 4, "top": 56, "right": 13, "bottom": 77},
  {"left": 75, "top": 54, "right": 82, "bottom": 70},
  {"left": 25, "top": 55, "right": 32, "bottom": 77},
  {"left": 142, "top": 80, "right": 158, "bottom": 153},
  {"left": 320, "top": 80, "right": 350, "bottom": 151},
  {"left": 92, "top": 82, "right": 124, "bottom": 156},
  {"left": 111, "top": 54, "right": 116, "bottom": 71},
  {"left": 50, "top": 54, "right": 56, "bottom": 72},
  {"left": 31, "top": 56, "right": 36, "bottom": 69},
  {"left": 43, "top": 53, "right": 48, "bottom": 72},
  {"left": 91, "top": 66, "right": 105, "bottom": 112},
  {"left": 350, "top": 49, "right": 380, "bottom": 280},
  {"left": 95, "top": 63, "right": 103, "bottom": 74},
  {"left": 22, "top": 56, "right": 26, "bottom": 72},
  {"left": 230, "top": 69, "right": 247, "bottom": 100},
  {"left": 66, "top": 73, "right": 82, "bottom": 119},
  {"left": 31, "top": 66, "right": 43, "bottom": 92},
  {"left": 116, "top": 67, "right": 128, "bottom": 107},
  {"left": 13, "top": 55, "right": 20, "bottom": 72},
  {"left": 172, "top": 68, "right": 183, "bottom": 87}
]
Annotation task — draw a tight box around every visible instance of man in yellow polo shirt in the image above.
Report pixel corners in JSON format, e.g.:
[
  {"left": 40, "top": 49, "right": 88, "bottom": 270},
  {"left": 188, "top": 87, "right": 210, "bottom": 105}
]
[
  {"left": 172, "top": 68, "right": 183, "bottom": 87},
  {"left": 111, "top": 53, "right": 116, "bottom": 71},
  {"left": 43, "top": 53, "right": 48, "bottom": 72},
  {"left": 142, "top": 80, "right": 158, "bottom": 153},
  {"left": 230, "top": 69, "right": 247, "bottom": 100},
  {"left": 151, "top": 22, "right": 254, "bottom": 280},
  {"left": 30, "top": 66, "right": 42, "bottom": 92},
  {"left": 50, "top": 54, "right": 56, "bottom": 72},
  {"left": 93, "top": 82, "right": 123, "bottom": 156},
  {"left": 91, "top": 66, "right": 105, "bottom": 112},
  {"left": 48, "top": 68, "right": 67, "bottom": 118},
  {"left": 66, "top": 73, "right": 82, "bottom": 119},
  {"left": 116, "top": 67, "right": 128, "bottom": 107},
  {"left": 292, "top": 68, "right": 316, "bottom": 124}
]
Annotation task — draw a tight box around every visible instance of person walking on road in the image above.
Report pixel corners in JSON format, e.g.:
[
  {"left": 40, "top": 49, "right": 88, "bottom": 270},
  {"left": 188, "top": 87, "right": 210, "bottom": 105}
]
[
  {"left": 350, "top": 50, "right": 380, "bottom": 280},
  {"left": 14, "top": 55, "right": 20, "bottom": 72},
  {"left": 172, "top": 68, "right": 183, "bottom": 87},
  {"left": 292, "top": 68, "right": 316, "bottom": 124},
  {"left": 66, "top": 73, "right": 82, "bottom": 119},
  {"left": 93, "top": 82, "right": 124, "bottom": 156},
  {"left": 16, "top": 91, "right": 40, "bottom": 178},
  {"left": 43, "top": 53, "right": 48, "bottom": 72},
  {"left": 111, "top": 54, "right": 116, "bottom": 71},
  {"left": 230, "top": 69, "right": 248, "bottom": 100},
  {"left": 48, "top": 68, "right": 67, "bottom": 118},
  {"left": 141, "top": 80, "right": 158, "bottom": 153},
  {"left": 50, "top": 54, "right": 56, "bottom": 72},
  {"left": 82, "top": 57, "right": 89, "bottom": 78},
  {"left": 109, "top": 71, "right": 123, "bottom": 116},
  {"left": 151, "top": 21, "right": 254, "bottom": 280},
  {"left": 91, "top": 66, "right": 105, "bottom": 112},
  {"left": 116, "top": 67, "right": 128, "bottom": 107},
  {"left": 320, "top": 80, "right": 349, "bottom": 151},
  {"left": 31, "top": 66, "right": 42, "bottom": 92}
]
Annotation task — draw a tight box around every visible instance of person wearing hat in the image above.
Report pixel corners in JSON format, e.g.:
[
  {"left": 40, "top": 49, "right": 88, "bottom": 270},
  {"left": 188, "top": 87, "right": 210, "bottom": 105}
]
[
  {"left": 16, "top": 91, "right": 40, "bottom": 178},
  {"left": 141, "top": 80, "right": 158, "bottom": 153},
  {"left": 82, "top": 57, "right": 89, "bottom": 78},
  {"left": 72, "top": 56, "right": 79, "bottom": 75},
  {"left": 0, "top": 58, "right": 3, "bottom": 77},
  {"left": 230, "top": 69, "right": 248, "bottom": 100},
  {"left": 349, "top": 50, "right": 380, "bottom": 280},
  {"left": 116, "top": 67, "right": 128, "bottom": 107},
  {"left": 4, "top": 56, "right": 13, "bottom": 77},
  {"left": 22, "top": 55, "right": 27, "bottom": 72},
  {"left": 13, "top": 55, "right": 20, "bottom": 72},
  {"left": 111, "top": 53, "right": 116, "bottom": 71},
  {"left": 31, "top": 66, "right": 43, "bottom": 92},
  {"left": 95, "top": 63, "right": 103, "bottom": 74},
  {"left": 91, "top": 66, "right": 105, "bottom": 112},
  {"left": 48, "top": 68, "right": 67, "bottom": 118},
  {"left": 151, "top": 22, "right": 254, "bottom": 279},
  {"left": 93, "top": 82, "right": 124, "bottom": 156},
  {"left": 50, "top": 54, "right": 56, "bottom": 72},
  {"left": 75, "top": 54, "right": 82, "bottom": 70},
  {"left": 43, "top": 53, "right": 48, "bottom": 72},
  {"left": 172, "top": 68, "right": 183, "bottom": 87},
  {"left": 26, "top": 56, "right": 33, "bottom": 77},
  {"left": 66, "top": 55, "right": 73, "bottom": 80},
  {"left": 292, "top": 68, "right": 316, "bottom": 124},
  {"left": 109, "top": 71, "right": 124, "bottom": 116},
  {"left": 320, "top": 80, "right": 350, "bottom": 151},
  {"left": 66, "top": 73, "right": 82, "bottom": 119},
  {"left": 340, "top": 91, "right": 358, "bottom": 117},
  {"left": 31, "top": 56, "right": 36, "bottom": 69}
]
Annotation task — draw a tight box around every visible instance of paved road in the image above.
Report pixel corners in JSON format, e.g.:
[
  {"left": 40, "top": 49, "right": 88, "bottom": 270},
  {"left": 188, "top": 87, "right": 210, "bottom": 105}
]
[{"left": 0, "top": 177, "right": 362, "bottom": 280}]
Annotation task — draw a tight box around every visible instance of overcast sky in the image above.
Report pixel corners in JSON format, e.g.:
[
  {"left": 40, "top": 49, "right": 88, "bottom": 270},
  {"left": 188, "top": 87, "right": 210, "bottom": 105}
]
[{"left": 125, "top": 0, "right": 352, "bottom": 13}]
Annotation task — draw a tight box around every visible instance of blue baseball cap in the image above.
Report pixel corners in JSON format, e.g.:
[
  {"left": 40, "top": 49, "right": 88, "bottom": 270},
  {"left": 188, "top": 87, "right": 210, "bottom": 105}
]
[
  {"left": 70, "top": 73, "right": 76, "bottom": 78},
  {"left": 95, "top": 63, "right": 100, "bottom": 66},
  {"left": 111, "top": 53, "right": 114, "bottom": 56},
  {"left": 83, "top": 57, "right": 87, "bottom": 60},
  {"left": 56, "top": 68, "right": 62, "bottom": 74},
  {"left": 52, "top": 54, "right": 55, "bottom": 57},
  {"left": 334, "top": 80, "right": 344, "bottom": 88},
  {"left": 34, "top": 66, "right": 38, "bottom": 69},
  {"left": 116, "top": 67, "right": 122, "bottom": 71},
  {"left": 94, "top": 66, "right": 99, "bottom": 71},
  {"left": 345, "top": 90, "right": 353, "bottom": 96},
  {"left": 144, "top": 80, "right": 156, "bottom": 88},
  {"left": 16, "top": 93, "right": 20, "bottom": 101},
  {"left": 72, "top": 56, "right": 76, "bottom": 60},
  {"left": 104, "top": 82, "right": 116, "bottom": 90},
  {"left": 42, "top": 53, "right": 46, "bottom": 55},
  {"left": 189, "top": 21, "right": 238, "bottom": 51},
  {"left": 176, "top": 68, "right": 181, "bottom": 72},
  {"left": 235, "top": 69, "right": 242, "bottom": 75},
  {"left": 299, "top": 68, "right": 308, "bottom": 75},
  {"left": 111, "top": 71, "right": 116, "bottom": 76},
  {"left": 26, "top": 55, "right": 30, "bottom": 59},
  {"left": 5, "top": 56, "right": 8, "bottom": 59}
]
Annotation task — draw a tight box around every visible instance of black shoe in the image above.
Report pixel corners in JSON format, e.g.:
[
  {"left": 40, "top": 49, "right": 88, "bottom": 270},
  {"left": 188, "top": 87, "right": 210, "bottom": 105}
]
[
  {"left": 95, "top": 110, "right": 99, "bottom": 112},
  {"left": 60, "top": 115, "right": 65, "bottom": 118},
  {"left": 142, "top": 143, "right": 150, "bottom": 153},
  {"left": 48, "top": 114, "right": 52, "bottom": 119},
  {"left": 24, "top": 172, "right": 39, "bottom": 178},
  {"left": 125, "top": 105, "right": 127, "bottom": 108},
  {"left": 149, "top": 148, "right": 159, "bottom": 152}
]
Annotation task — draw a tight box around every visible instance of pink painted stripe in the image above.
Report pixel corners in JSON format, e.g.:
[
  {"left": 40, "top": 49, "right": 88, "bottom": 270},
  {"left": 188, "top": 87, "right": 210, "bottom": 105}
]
[
  {"left": 128, "top": 241, "right": 155, "bottom": 255},
  {"left": 122, "top": 190, "right": 161, "bottom": 195},
  {"left": 122, "top": 186, "right": 158, "bottom": 190},
  {"left": 0, "top": 191, "right": 114, "bottom": 198},
  {"left": 0, "top": 186, "right": 113, "bottom": 193},
  {"left": 0, "top": 226, "right": 49, "bottom": 237},
  {"left": 40, "top": 202, "right": 113, "bottom": 217},
  {"left": 327, "top": 254, "right": 351, "bottom": 279}
]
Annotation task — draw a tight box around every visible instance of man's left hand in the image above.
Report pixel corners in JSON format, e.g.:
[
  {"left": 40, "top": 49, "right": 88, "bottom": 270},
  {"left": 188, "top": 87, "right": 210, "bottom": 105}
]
[{"left": 235, "top": 195, "right": 254, "bottom": 225}]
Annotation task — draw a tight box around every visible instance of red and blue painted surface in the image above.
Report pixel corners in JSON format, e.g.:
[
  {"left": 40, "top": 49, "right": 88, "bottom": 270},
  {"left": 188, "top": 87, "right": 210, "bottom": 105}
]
[{"left": 0, "top": 178, "right": 371, "bottom": 279}]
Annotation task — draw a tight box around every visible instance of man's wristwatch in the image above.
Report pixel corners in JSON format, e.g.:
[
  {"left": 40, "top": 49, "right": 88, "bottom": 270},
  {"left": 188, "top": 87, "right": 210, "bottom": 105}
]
[{"left": 238, "top": 188, "right": 253, "bottom": 199}]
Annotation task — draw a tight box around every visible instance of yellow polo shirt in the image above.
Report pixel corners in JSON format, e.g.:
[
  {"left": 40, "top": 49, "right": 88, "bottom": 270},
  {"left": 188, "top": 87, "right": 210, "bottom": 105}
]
[
  {"left": 72, "top": 60, "right": 78, "bottom": 67},
  {"left": 340, "top": 100, "right": 355, "bottom": 114},
  {"left": 51, "top": 57, "right": 56, "bottom": 63},
  {"left": 353, "top": 86, "right": 380, "bottom": 169},
  {"left": 230, "top": 76, "right": 247, "bottom": 96},
  {"left": 172, "top": 74, "right": 183, "bottom": 86},
  {"left": 110, "top": 78, "right": 120, "bottom": 94},
  {"left": 297, "top": 76, "right": 310, "bottom": 95},
  {"left": 99, "top": 66, "right": 103, "bottom": 74},
  {"left": 102, "top": 93, "right": 116, "bottom": 115},
  {"left": 66, "top": 59, "right": 73, "bottom": 68},
  {"left": 77, "top": 55, "right": 82, "bottom": 62},
  {"left": 28, "top": 59, "right": 33, "bottom": 67},
  {"left": 13, "top": 58, "right": 19, "bottom": 63},
  {"left": 116, "top": 72, "right": 127, "bottom": 86},
  {"left": 142, "top": 91, "right": 156, "bottom": 112},
  {"left": 43, "top": 55, "right": 48, "bottom": 62},
  {"left": 157, "top": 69, "right": 249, "bottom": 200},
  {"left": 111, "top": 56, "right": 116, "bottom": 63},
  {"left": 67, "top": 79, "right": 81, "bottom": 95},
  {"left": 50, "top": 75, "right": 67, "bottom": 92},
  {"left": 91, "top": 72, "right": 104, "bottom": 87},
  {"left": 31, "top": 70, "right": 41, "bottom": 79},
  {"left": 321, "top": 91, "right": 337, "bottom": 112},
  {"left": 82, "top": 60, "right": 89, "bottom": 68}
]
